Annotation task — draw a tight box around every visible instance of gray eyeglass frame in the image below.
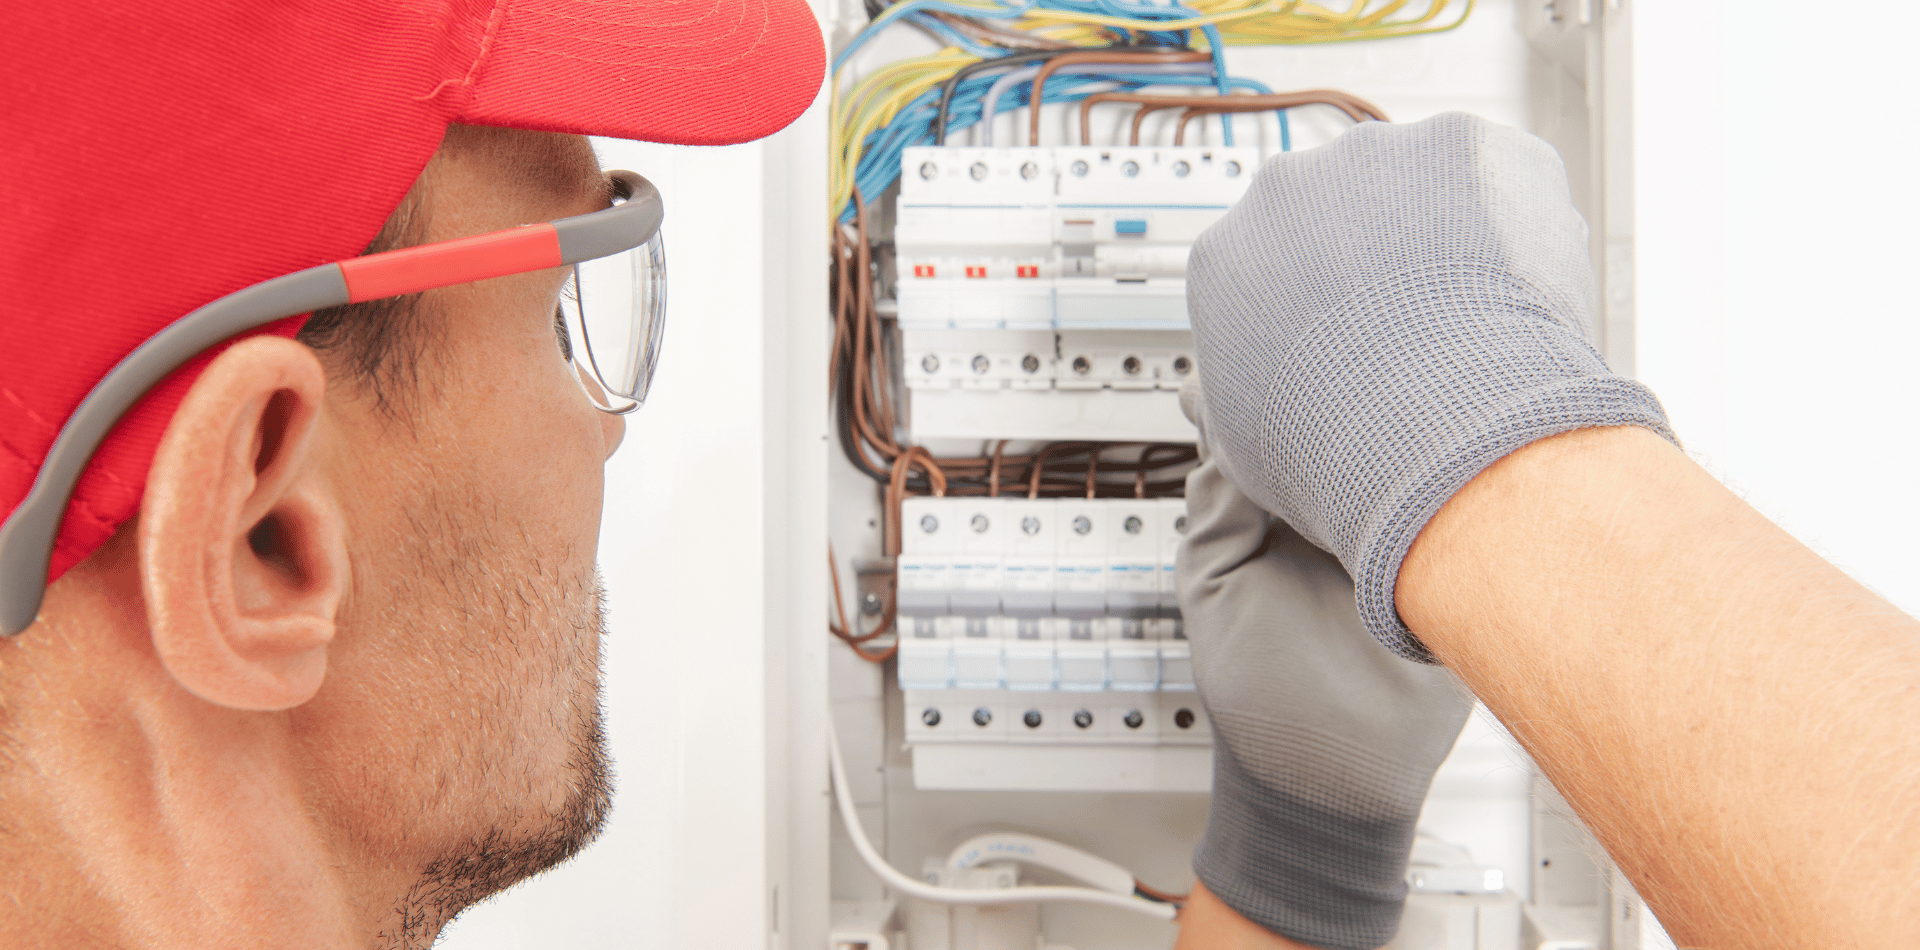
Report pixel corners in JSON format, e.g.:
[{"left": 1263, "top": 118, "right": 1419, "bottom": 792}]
[{"left": 0, "top": 170, "right": 662, "bottom": 636}]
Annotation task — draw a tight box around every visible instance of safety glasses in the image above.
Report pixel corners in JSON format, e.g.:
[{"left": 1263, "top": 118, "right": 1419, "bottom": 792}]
[{"left": 0, "top": 170, "right": 664, "bottom": 636}]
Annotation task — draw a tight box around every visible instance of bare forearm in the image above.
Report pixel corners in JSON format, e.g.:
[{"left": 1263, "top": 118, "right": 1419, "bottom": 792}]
[
  {"left": 1176, "top": 881, "right": 1322, "bottom": 950},
  {"left": 1400, "top": 426, "right": 1920, "bottom": 948}
]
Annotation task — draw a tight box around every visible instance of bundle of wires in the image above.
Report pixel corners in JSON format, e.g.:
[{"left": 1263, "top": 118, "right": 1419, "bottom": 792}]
[
  {"left": 826, "top": 0, "right": 1467, "bottom": 660},
  {"left": 830, "top": 0, "right": 1470, "bottom": 221}
]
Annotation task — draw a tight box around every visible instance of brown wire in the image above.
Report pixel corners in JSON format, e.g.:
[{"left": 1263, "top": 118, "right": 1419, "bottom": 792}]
[
  {"left": 1030, "top": 49, "right": 1212, "bottom": 146},
  {"left": 925, "top": 10, "right": 1075, "bottom": 49},
  {"left": 1077, "top": 90, "right": 1388, "bottom": 145},
  {"left": 828, "top": 543, "right": 898, "bottom": 662},
  {"left": 1174, "top": 91, "right": 1388, "bottom": 144},
  {"left": 1133, "top": 879, "right": 1190, "bottom": 905},
  {"left": 989, "top": 440, "right": 1009, "bottom": 496},
  {"left": 1085, "top": 445, "right": 1099, "bottom": 498}
]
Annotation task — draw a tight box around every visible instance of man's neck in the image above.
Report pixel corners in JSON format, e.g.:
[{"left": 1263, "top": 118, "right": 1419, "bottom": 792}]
[{"left": 0, "top": 582, "right": 405, "bottom": 948}]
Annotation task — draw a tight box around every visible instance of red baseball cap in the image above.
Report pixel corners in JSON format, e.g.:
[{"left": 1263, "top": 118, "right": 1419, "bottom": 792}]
[{"left": 0, "top": 0, "right": 823, "bottom": 585}]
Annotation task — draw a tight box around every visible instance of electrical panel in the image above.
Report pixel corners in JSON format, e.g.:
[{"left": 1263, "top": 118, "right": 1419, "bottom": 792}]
[{"left": 822, "top": 1, "right": 1666, "bottom": 948}]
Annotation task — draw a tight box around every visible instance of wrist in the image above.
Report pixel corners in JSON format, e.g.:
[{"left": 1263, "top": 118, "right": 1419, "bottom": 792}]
[
  {"left": 1177, "top": 880, "right": 1345, "bottom": 950},
  {"left": 1394, "top": 424, "right": 1686, "bottom": 659}
]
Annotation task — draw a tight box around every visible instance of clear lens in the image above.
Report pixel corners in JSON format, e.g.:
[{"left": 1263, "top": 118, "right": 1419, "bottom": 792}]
[{"left": 557, "top": 230, "right": 666, "bottom": 414}]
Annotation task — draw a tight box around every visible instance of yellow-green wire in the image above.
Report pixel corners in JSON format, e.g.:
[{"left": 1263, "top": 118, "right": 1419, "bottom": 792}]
[{"left": 829, "top": 0, "right": 1472, "bottom": 221}]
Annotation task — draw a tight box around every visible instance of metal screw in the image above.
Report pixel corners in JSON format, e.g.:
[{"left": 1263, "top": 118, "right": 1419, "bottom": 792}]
[
  {"left": 1121, "top": 160, "right": 1140, "bottom": 177},
  {"left": 1173, "top": 708, "right": 1196, "bottom": 729},
  {"left": 971, "top": 513, "right": 990, "bottom": 533},
  {"left": 921, "top": 354, "right": 940, "bottom": 374},
  {"left": 920, "top": 514, "right": 939, "bottom": 534},
  {"left": 1124, "top": 515, "right": 1143, "bottom": 535},
  {"left": 1172, "top": 160, "right": 1191, "bottom": 178},
  {"left": 1021, "top": 353, "right": 1041, "bottom": 374},
  {"left": 1022, "top": 709, "right": 1043, "bottom": 729},
  {"left": 971, "top": 353, "right": 991, "bottom": 374},
  {"left": 1224, "top": 160, "right": 1242, "bottom": 178},
  {"left": 1174, "top": 515, "right": 1188, "bottom": 534},
  {"left": 969, "top": 161, "right": 989, "bottom": 181},
  {"left": 1172, "top": 355, "right": 1192, "bottom": 376},
  {"left": 861, "top": 592, "right": 883, "bottom": 616},
  {"left": 1073, "top": 709, "right": 1094, "bottom": 729},
  {"left": 1070, "top": 159, "right": 1089, "bottom": 177},
  {"left": 972, "top": 707, "right": 993, "bottom": 728},
  {"left": 1123, "top": 709, "right": 1145, "bottom": 729},
  {"left": 922, "top": 707, "right": 942, "bottom": 727},
  {"left": 919, "top": 161, "right": 939, "bottom": 180},
  {"left": 1071, "top": 355, "right": 1091, "bottom": 375},
  {"left": 1122, "top": 356, "right": 1142, "bottom": 376},
  {"left": 1072, "top": 515, "right": 1092, "bottom": 536},
  {"left": 1020, "top": 161, "right": 1039, "bottom": 180},
  {"left": 1020, "top": 516, "right": 1041, "bottom": 536}
]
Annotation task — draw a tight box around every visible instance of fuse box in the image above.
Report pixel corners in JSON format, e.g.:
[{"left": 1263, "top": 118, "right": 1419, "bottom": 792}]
[{"left": 820, "top": 0, "right": 1661, "bottom": 948}]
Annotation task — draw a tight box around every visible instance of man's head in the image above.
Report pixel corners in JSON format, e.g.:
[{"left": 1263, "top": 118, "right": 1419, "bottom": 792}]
[
  {"left": 0, "top": 1, "right": 820, "bottom": 945},
  {"left": 1, "top": 121, "right": 623, "bottom": 944}
]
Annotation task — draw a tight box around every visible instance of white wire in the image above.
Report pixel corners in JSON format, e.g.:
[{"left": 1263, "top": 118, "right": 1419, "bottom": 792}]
[
  {"left": 826, "top": 719, "right": 1178, "bottom": 920},
  {"left": 945, "top": 832, "right": 1136, "bottom": 896}
]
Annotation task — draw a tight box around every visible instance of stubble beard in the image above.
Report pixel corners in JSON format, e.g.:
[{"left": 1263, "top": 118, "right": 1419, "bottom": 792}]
[{"left": 378, "top": 568, "right": 616, "bottom": 950}]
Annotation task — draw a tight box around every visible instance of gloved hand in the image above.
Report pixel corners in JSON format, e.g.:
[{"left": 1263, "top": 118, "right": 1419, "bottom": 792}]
[
  {"left": 1178, "top": 377, "right": 1474, "bottom": 950},
  {"left": 1186, "top": 111, "right": 1675, "bottom": 662}
]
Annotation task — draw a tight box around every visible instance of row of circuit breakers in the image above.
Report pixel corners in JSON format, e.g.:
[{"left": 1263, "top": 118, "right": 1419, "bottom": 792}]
[
  {"left": 895, "top": 496, "right": 1212, "bottom": 764},
  {"left": 894, "top": 144, "right": 1257, "bottom": 333},
  {"left": 896, "top": 496, "right": 1193, "bottom": 690}
]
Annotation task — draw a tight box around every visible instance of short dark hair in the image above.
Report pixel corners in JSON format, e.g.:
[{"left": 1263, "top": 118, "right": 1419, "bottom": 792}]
[{"left": 296, "top": 179, "right": 433, "bottom": 417}]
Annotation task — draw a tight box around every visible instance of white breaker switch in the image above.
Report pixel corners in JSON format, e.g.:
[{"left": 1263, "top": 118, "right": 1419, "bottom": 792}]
[{"left": 895, "top": 497, "right": 1213, "bottom": 791}]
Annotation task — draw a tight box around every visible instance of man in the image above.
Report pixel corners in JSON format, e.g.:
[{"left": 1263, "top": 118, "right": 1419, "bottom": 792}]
[
  {"left": 7, "top": 8, "right": 1915, "bottom": 950},
  {"left": 0, "top": 1, "right": 820, "bottom": 946}
]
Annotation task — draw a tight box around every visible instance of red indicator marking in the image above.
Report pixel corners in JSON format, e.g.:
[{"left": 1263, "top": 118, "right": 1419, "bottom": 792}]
[
  {"left": 965, "top": 265, "right": 988, "bottom": 279},
  {"left": 340, "top": 223, "right": 561, "bottom": 302},
  {"left": 1016, "top": 265, "right": 1040, "bottom": 279},
  {"left": 913, "top": 264, "right": 936, "bottom": 278}
]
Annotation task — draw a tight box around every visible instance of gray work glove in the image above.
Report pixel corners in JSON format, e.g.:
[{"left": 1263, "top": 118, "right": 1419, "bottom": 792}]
[
  {"left": 1187, "top": 111, "right": 1675, "bottom": 662},
  {"left": 1179, "top": 378, "right": 1474, "bottom": 950}
]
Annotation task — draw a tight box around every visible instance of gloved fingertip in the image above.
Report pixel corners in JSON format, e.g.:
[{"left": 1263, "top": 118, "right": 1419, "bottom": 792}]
[{"left": 1179, "top": 373, "right": 1205, "bottom": 430}]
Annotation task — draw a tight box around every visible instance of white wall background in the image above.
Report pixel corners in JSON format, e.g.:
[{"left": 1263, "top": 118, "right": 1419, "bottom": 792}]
[
  {"left": 1636, "top": 2, "right": 1919, "bottom": 615},
  {"left": 440, "top": 4, "right": 1920, "bottom": 947}
]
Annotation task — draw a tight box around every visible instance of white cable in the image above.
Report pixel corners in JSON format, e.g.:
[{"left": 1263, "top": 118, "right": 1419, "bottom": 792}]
[
  {"left": 945, "top": 832, "right": 1135, "bottom": 897},
  {"left": 826, "top": 719, "right": 1177, "bottom": 921}
]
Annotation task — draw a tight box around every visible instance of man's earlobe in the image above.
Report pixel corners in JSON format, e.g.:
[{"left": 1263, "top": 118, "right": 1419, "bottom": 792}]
[{"left": 142, "top": 336, "right": 347, "bottom": 711}]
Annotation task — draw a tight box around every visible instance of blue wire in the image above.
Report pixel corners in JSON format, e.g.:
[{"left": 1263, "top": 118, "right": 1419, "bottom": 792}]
[
  {"left": 833, "top": 0, "right": 1039, "bottom": 74},
  {"left": 903, "top": 10, "right": 1001, "bottom": 57},
  {"left": 843, "top": 69, "right": 1273, "bottom": 222},
  {"left": 836, "top": 0, "right": 1305, "bottom": 217}
]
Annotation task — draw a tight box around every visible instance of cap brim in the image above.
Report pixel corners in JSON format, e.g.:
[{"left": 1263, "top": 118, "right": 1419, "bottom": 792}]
[{"left": 461, "top": 0, "right": 826, "bottom": 146}]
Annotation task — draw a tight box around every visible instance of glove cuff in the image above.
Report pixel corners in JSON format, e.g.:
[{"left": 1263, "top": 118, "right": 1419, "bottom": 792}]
[
  {"left": 1355, "top": 374, "right": 1677, "bottom": 663},
  {"left": 1193, "top": 736, "right": 1418, "bottom": 950}
]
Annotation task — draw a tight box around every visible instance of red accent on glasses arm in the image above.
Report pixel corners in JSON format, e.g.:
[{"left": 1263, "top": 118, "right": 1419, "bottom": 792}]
[{"left": 338, "top": 223, "right": 564, "bottom": 303}]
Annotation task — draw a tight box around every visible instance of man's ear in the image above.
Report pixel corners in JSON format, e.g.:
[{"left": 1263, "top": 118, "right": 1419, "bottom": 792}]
[{"left": 141, "top": 336, "right": 347, "bottom": 711}]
